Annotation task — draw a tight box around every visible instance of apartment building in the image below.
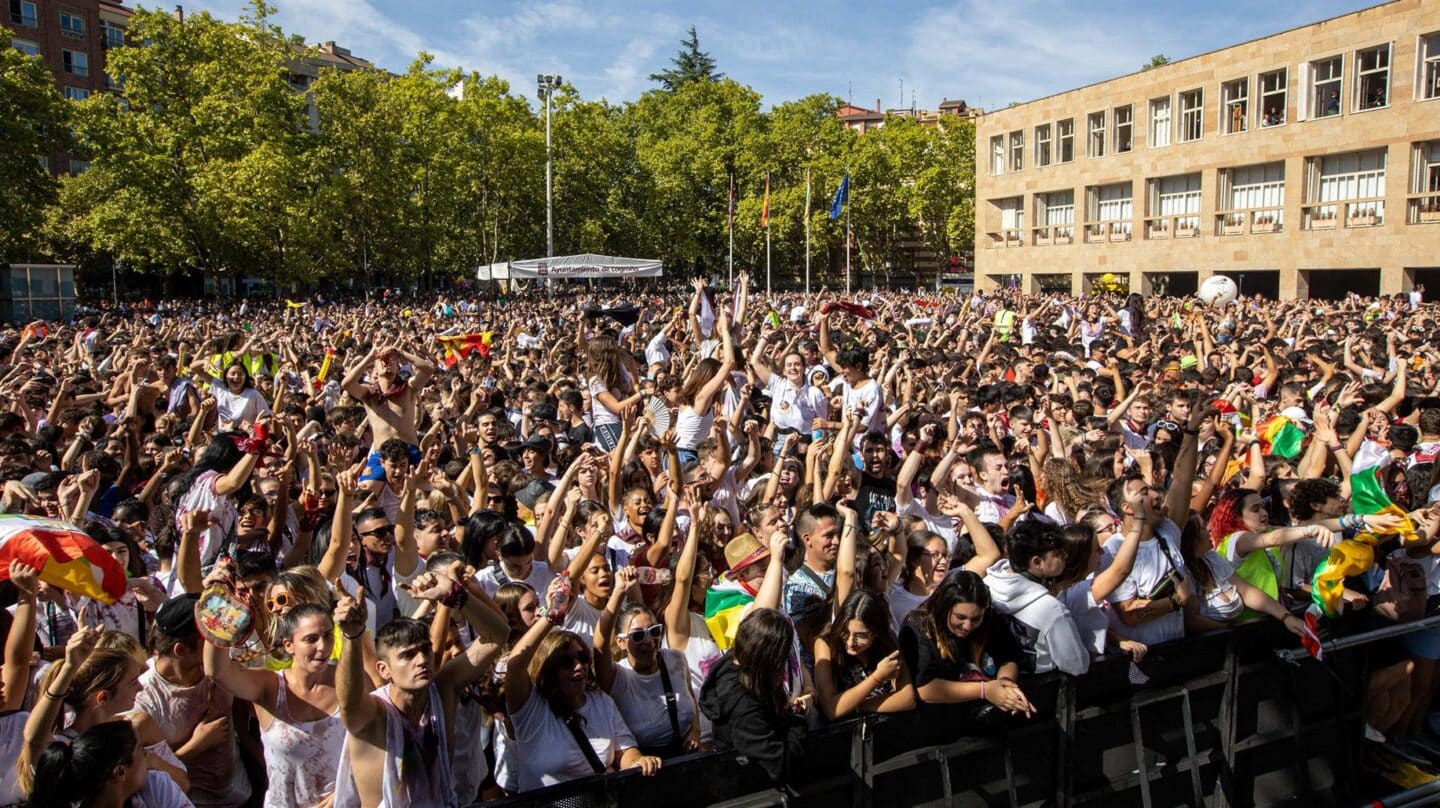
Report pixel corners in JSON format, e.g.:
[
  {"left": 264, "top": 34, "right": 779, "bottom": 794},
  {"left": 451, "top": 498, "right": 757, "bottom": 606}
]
[
  {"left": 5, "top": 0, "right": 130, "bottom": 171},
  {"left": 973, "top": 0, "right": 1440, "bottom": 299}
]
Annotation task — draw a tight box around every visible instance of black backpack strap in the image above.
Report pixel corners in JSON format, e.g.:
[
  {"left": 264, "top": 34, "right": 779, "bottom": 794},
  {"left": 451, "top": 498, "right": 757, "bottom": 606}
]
[
  {"left": 561, "top": 711, "right": 607, "bottom": 774},
  {"left": 796, "top": 565, "right": 833, "bottom": 599},
  {"left": 657, "top": 652, "right": 684, "bottom": 746}
]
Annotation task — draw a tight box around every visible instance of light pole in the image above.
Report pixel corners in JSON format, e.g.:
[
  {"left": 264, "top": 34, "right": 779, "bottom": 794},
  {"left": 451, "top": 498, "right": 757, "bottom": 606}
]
[{"left": 537, "top": 74, "right": 562, "bottom": 260}]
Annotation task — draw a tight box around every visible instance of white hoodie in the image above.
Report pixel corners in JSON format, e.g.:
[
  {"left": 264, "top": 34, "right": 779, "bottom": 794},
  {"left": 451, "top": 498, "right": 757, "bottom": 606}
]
[{"left": 986, "top": 560, "right": 1092, "bottom": 676}]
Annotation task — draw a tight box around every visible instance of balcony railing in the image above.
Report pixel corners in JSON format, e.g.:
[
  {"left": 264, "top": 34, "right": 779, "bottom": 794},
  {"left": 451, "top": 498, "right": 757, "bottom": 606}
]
[
  {"left": 1214, "top": 206, "right": 1284, "bottom": 236},
  {"left": 1407, "top": 193, "right": 1440, "bottom": 224},
  {"left": 986, "top": 229, "right": 1026, "bottom": 247},
  {"left": 1031, "top": 225, "right": 1074, "bottom": 246},
  {"left": 1144, "top": 214, "right": 1200, "bottom": 240},
  {"left": 1084, "top": 221, "right": 1132, "bottom": 243},
  {"left": 1302, "top": 198, "right": 1385, "bottom": 231},
  {"left": 60, "top": 28, "right": 85, "bottom": 39}
]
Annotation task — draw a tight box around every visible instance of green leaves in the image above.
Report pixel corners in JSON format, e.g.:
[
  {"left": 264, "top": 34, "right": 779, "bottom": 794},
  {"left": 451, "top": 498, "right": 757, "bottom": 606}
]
[{"left": 36, "top": 6, "right": 975, "bottom": 291}]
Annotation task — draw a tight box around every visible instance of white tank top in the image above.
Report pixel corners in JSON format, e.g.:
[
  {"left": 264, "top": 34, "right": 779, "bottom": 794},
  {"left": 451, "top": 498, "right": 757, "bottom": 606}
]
[
  {"left": 674, "top": 406, "right": 714, "bottom": 451},
  {"left": 261, "top": 672, "right": 346, "bottom": 808}
]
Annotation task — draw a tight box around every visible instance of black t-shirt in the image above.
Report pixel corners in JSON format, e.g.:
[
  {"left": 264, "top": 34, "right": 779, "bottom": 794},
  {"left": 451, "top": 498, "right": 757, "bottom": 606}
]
[
  {"left": 855, "top": 472, "right": 897, "bottom": 536},
  {"left": 565, "top": 420, "right": 593, "bottom": 447},
  {"left": 899, "top": 612, "right": 1023, "bottom": 691}
]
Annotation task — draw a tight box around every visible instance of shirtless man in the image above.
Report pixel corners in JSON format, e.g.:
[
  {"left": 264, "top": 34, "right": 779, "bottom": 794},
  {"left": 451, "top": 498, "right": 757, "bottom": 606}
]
[
  {"left": 342, "top": 344, "right": 436, "bottom": 489},
  {"left": 333, "top": 577, "right": 503, "bottom": 808}
]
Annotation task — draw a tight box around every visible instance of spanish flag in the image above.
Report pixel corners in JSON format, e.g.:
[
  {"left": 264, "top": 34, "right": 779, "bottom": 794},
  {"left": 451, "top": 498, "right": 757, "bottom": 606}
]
[
  {"left": 0, "top": 515, "right": 126, "bottom": 604},
  {"left": 1257, "top": 414, "right": 1305, "bottom": 459},
  {"left": 436, "top": 333, "right": 492, "bottom": 367},
  {"left": 703, "top": 580, "right": 754, "bottom": 651}
]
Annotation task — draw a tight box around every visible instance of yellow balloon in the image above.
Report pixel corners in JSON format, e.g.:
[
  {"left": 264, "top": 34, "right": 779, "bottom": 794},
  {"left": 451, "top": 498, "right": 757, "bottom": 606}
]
[{"left": 1101, "top": 273, "right": 1115, "bottom": 283}]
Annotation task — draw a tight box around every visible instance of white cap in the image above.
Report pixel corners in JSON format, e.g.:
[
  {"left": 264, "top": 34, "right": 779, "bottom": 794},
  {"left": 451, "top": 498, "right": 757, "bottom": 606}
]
[{"left": 1280, "top": 406, "right": 1312, "bottom": 424}]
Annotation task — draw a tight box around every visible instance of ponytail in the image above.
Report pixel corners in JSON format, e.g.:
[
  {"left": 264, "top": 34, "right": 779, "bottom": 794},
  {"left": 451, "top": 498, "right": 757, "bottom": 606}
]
[{"left": 28, "top": 721, "right": 138, "bottom": 808}]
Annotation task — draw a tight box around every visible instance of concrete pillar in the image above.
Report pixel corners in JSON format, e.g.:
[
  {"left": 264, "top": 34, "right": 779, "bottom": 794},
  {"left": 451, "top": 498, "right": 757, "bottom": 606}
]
[
  {"left": 1286, "top": 268, "right": 1304, "bottom": 299},
  {"left": 1380, "top": 264, "right": 1405, "bottom": 295}
]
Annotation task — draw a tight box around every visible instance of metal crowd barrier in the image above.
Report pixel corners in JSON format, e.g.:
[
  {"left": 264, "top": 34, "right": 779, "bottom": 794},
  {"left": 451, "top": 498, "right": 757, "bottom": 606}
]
[{"left": 478, "top": 615, "right": 1439, "bottom": 808}]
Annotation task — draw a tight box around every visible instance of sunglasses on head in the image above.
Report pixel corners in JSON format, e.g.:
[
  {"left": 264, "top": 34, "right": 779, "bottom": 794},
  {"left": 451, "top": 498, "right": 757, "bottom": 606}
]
[
  {"left": 1156, "top": 420, "right": 1180, "bottom": 432},
  {"left": 622, "top": 624, "right": 664, "bottom": 644}
]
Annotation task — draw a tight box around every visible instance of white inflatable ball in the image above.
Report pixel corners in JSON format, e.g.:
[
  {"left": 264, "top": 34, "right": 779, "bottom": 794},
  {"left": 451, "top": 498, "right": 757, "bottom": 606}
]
[{"left": 1197, "top": 275, "right": 1238, "bottom": 308}]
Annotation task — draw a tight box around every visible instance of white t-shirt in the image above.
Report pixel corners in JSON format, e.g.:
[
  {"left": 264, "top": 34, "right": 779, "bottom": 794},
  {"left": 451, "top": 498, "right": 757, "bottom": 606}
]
[
  {"left": 611, "top": 649, "right": 696, "bottom": 751},
  {"left": 0, "top": 711, "right": 27, "bottom": 805},
  {"left": 764, "top": 375, "right": 829, "bottom": 433},
  {"left": 1059, "top": 579, "right": 1108, "bottom": 656},
  {"left": 475, "top": 560, "right": 556, "bottom": 599},
  {"left": 209, "top": 380, "right": 271, "bottom": 429},
  {"left": 842, "top": 378, "right": 887, "bottom": 434},
  {"left": 135, "top": 770, "right": 196, "bottom": 808},
  {"left": 561, "top": 596, "right": 605, "bottom": 648},
  {"left": 1101, "top": 520, "right": 1186, "bottom": 647},
  {"left": 511, "top": 687, "right": 635, "bottom": 792},
  {"left": 888, "top": 583, "right": 928, "bottom": 633}
]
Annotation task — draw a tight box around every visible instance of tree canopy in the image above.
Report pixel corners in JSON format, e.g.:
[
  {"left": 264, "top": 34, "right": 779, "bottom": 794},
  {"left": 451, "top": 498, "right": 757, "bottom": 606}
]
[{"left": 648, "top": 26, "right": 723, "bottom": 91}]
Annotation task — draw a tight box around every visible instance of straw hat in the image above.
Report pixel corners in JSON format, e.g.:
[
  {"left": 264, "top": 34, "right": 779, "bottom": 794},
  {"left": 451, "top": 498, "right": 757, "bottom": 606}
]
[{"left": 723, "top": 532, "right": 769, "bottom": 573}]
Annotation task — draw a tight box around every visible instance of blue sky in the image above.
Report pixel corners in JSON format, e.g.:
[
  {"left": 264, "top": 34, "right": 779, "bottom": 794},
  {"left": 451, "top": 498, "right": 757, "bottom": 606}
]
[{"left": 180, "top": 0, "right": 1380, "bottom": 110}]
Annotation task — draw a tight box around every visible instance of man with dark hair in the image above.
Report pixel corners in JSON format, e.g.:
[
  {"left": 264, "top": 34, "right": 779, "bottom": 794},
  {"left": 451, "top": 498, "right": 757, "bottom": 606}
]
[
  {"left": 134, "top": 594, "right": 252, "bottom": 808},
  {"left": 955, "top": 442, "right": 1016, "bottom": 524},
  {"left": 819, "top": 309, "right": 887, "bottom": 434},
  {"left": 854, "top": 430, "right": 897, "bottom": 535},
  {"left": 783, "top": 502, "right": 841, "bottom": 618},
  {"left": 334, "top": 581, "right": 504, "bottom": 808},
  {"left": 986, "top": 520, "right": 1090, "bottom": 675}
]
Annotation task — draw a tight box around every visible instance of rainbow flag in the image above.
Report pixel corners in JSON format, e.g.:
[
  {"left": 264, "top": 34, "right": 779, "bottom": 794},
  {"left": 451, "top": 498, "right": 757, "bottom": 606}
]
[
  {"left": 703, "top": 580, "right": 754, "bottom": 651},
  {"left": 1257, "top": 415, "right": 1305, "bottom": 459},
  {"left": 436, "top": 333, "right": 492, "bottom": 367},
  {"left": 0, "top": 515, "right": 126, "bottom": 604}
]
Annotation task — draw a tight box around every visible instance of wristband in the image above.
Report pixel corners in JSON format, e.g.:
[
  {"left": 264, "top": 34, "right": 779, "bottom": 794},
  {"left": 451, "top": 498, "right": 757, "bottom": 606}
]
[
  {"left": 915, "top": 441, "right": 931, "bottom": 455},
  {"left": 440, "top": 581, "right": 469, "bottom": 609},
  {"left": 45, "top": 689, "right": 67, "bottom": 701},
  {"left": 343, "top": 628, "right": 365, "bottom": 640}
]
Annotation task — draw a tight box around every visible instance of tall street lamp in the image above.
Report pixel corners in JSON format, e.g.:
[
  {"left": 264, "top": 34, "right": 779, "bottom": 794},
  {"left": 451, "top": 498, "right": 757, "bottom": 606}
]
[{"left": 537, "top": 74, "right": 562, "bottom": 260}]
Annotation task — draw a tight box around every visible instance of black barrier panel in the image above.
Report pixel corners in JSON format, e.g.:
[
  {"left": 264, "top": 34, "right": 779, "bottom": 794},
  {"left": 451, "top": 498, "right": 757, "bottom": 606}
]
[{"left": 476, "top": 617, "right": 1427, "bottom": 808}]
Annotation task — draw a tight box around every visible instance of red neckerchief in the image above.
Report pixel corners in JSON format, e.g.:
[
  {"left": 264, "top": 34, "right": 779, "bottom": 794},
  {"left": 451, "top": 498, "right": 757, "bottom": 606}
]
[{"left": 367, "top": 377, "right": 409, "bottom": 401}]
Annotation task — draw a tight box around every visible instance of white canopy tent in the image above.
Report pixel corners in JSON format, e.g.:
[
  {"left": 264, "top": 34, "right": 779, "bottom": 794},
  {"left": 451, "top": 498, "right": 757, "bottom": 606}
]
[{"left": 476, "top": 254, "right": 663, "bottom": 281}]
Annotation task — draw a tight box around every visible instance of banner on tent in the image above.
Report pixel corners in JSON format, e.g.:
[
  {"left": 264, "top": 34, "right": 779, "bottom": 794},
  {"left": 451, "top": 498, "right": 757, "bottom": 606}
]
[{"left": 479, "top": 254, "right": 663, "bottom": 280}]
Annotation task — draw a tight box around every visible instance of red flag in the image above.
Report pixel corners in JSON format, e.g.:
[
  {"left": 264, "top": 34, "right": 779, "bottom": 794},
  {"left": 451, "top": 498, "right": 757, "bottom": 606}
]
[
  {"left": 761, "top": 174, "right": 770, "bottom": 229},
  {"left": 436, "top": 333, "right": 492, "bottom": 367}
]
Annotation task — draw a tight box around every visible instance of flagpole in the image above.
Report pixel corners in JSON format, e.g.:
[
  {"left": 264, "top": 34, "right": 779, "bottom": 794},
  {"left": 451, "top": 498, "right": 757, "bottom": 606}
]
[
  {"left": 845, "top": 178, "right": 852, "bottom": 296},
  {"left": 727, "top": 172, "right": 734, "bottom": 289},
  {"left": 764, "top": 172, "right": 772, "bottom": 298},
  {"left": 804, "top": 167, "right": 811, "bottom": 296}
]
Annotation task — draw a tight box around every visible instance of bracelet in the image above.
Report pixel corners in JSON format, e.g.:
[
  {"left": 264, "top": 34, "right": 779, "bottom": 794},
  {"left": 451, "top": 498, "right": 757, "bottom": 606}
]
[
  {"left": 914, "top": 441, "right": 930, "bottom": 455},
  {"left": 979, "top": 680, "right": 985, "bottom": 702},
  {"left": 440, "top": 581, "right": 469, "bottom": 609},
  {"left": 1328, "top": 443, "right": 1342, "bottom": 452},
  {"left": 342, "top": 628, "right": 365, "bottom": 640},
  {"left": 45, "top": 689, "right": 67, "bottom": 701}
]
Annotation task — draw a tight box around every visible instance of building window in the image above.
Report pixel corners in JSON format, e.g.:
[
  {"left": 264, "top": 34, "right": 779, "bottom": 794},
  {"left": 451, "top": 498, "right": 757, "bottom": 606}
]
[
  {"left": 1057, "top": 118, "right": 1074, "bottom": 163},
  {"left": 1355, "top": 44, "right": 1390, "bottom": 110},
  {"left": 1179, "top": 89, "right": 1203, "bottom": 142},
  {"left": 1036, "top": 190, "right": 1074, "bottom": 241},
  {"left": 1309, "top": 56, "right": 1343, "bottom": 119},
  {"left": 1422, "top": 33, "right": 1440, "bottom": 101},
  {"left": 1149, "top": 96, "right": 1171, "bottom": 148},
  {"left": 63, "top": 86, "right": 89, "bottom": 101},
  {"left": 990, "top": 135, "right": 1005, "bottom": 175},
  {"left": 1147, "top": 173, "right": 1202, "bottom": 238},
  {"left": 8, "top": 0, "right": 36, "bottom": 27},
  {"left": 1259, "top": 69, "right": 1287, "bottom": 126},
  {"left": 102, "top": 22, "right": 124, "bottom": 50},
  {"left": 1086, "top": 182, "right": 1133, "bottom": 241},
  {"left": 1219, "top": 162, "right": 1285, "bottom": 233},
  {"left": 59, "top": 11, "right": 85, "bottom": 38},
  {"left": 1113, "top": 105, "right": 1133, "bottom": 153},
  {"left": 62, "top": 49, "right": 88, "bottom": 77},
  {"left": 1035, "top": 123, "right": 1051, "bottom": 168},
  {"left": 992, "top": 197, "right": 1024, "bottom": 245},
  {"left": 68, "top": 160, "right": 89, "bottom": 175},
  {"left": 1306, "top": 148, "right": 1386, "bottom": 228},
  {"left": 1409, "top": 141, "right": 1440, "bottom": 223},
  {"left": 1221, "top": 78, "right": 1248, "bottom": 134},
  {"left": 1086, "top": 111, "right": 1105, "bottom": 158},
  {"left": 12, "top": 37, "right": 39, "bottom": 56},
  {"left": 1009, "top": 130, "right": 1024, "bottom": 172}
]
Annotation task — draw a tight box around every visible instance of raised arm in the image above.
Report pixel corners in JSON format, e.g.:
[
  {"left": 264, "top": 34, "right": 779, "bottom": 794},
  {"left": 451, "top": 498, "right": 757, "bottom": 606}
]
[
  {"left": 1164, "top": 404, "right": 1211, "bottom": 519},
  {"left": 833, "top": 501, "right": 860, "bottom": 610},
  {"left": 317, "top": 468, "right": 357, "bottom": 583},
  {"left": 664, "top": 500, "right": 703, "bottom": 652},
  {"left": 592, "top": 568, "right": 638, "bottom": 693},
  {"left": 335, "top": 583, "right": 383, "bottom": 737},
  {"left": 203, "top": 633, "right": 279, "bottom": 708},
  {"left": 4, "top": 562, "right": 40, "bottom": 712},
  {"left": 751, "top": 530, "right": 791, "bottom": 612}
]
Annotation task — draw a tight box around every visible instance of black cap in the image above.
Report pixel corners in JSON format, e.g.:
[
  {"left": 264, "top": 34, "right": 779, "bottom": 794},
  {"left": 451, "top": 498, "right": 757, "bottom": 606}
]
[
  {"left": 155, "top": 593, "right": 200, "bottom": 638},
  {"left": 520, "top": 434, "right": 553, "bottom": 457}
]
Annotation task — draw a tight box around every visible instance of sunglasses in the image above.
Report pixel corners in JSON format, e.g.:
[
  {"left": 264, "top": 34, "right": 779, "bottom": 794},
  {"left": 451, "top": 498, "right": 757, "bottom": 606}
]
[
  {"left": 362, "top": 525, "right": 396, "bottom": 538},
  {"left": 318, "top": 489, "right": 338, "bottom": 497},
  {"left": 1155, "top": 420, "right": 1180, "bottom": 432},
  {"left": 558, "top": 649, "right": 593, "bottom": 668},
  {"left": 266, "top": 591, "right": 295, "bottom": 612},
  {"left": 622, "top": 624, "right": 664, "bottom": 644}
]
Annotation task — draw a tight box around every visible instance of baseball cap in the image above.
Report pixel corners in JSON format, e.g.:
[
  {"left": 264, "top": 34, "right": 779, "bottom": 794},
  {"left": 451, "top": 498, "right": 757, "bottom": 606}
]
[{"left": 155, "top": 593, "right": 201, "bottom": 639}]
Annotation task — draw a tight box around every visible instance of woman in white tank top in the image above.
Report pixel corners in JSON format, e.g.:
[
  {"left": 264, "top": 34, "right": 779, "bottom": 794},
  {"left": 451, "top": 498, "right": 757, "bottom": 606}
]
[
  {"left": 674, "top": 303, "right": 735, "bottom": 460},
  {"left": 203, "top": 603, "right": 346, "bottom": 807}
]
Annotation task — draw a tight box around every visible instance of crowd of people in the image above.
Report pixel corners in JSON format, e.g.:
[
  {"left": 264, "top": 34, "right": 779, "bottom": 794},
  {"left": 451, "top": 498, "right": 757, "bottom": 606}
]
[{"left": 0, "top": 273, "right": 1438, "bottom": 807}]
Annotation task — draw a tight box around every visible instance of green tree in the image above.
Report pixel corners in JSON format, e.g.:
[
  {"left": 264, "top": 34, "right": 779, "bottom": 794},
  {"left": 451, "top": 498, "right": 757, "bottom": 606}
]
[
  {"left": 648, "top": 26, "right": 723, "bottom": 91},
  {"left": 1142, "top": 54, "right": 1171, "bottom": 71},
  {"left": 0, "top": 48, "right": 69, "bottom": 262},
  {"left": 52, "top": 1, "right": 310, "bottom": 290},
  {"left": 909, "top": 118, "right": 975, "bottom": 278}
]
